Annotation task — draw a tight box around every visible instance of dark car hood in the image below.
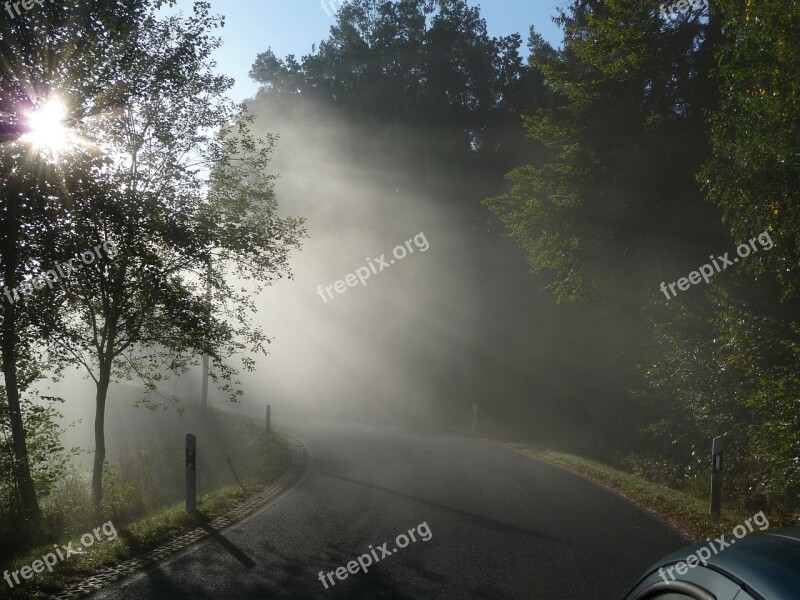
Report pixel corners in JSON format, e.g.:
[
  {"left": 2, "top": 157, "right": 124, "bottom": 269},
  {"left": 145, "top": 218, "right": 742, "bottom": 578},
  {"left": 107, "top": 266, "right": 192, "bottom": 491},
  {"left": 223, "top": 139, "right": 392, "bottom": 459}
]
[{"left": 654, "top": 527, "right": 800, "bottom": 599}]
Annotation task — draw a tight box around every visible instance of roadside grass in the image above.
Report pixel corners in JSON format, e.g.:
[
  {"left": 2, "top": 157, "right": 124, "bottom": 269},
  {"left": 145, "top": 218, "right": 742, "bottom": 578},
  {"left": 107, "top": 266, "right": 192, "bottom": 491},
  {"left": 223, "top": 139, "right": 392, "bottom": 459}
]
[
  {"left": 504, "top": 442, "right": 770, "bottom": 542},
  {"left": 3, "top": 408, "right": 291, "bottom": 599}
]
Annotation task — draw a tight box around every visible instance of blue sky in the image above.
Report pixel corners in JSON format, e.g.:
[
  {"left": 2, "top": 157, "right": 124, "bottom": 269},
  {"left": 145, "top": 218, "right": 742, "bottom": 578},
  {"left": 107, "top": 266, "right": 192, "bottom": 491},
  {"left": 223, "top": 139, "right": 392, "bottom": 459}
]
[{"left": 168, "top": 0, "right": 566, "bottom": 102}]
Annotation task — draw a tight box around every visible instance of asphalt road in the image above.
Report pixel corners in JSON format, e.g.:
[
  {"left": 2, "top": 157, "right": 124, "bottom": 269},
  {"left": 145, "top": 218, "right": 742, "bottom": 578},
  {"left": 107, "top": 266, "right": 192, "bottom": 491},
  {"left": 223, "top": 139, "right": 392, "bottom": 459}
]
[{"left": 90, "top": 420, "right": 689, "bottom": 599}]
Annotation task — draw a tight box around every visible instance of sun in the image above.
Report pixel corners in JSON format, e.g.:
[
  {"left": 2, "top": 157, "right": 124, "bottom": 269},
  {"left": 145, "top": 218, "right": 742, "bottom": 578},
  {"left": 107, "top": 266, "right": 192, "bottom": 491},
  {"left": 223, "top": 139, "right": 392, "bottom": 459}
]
[{"left": 21, "top": 98, "right": 74, "bottom": 158}]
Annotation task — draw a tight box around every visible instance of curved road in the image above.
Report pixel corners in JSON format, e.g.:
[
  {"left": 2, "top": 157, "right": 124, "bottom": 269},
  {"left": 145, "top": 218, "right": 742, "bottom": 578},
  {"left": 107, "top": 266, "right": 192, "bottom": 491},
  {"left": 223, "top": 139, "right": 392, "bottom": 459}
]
[{"left": 91, "top": 420, "right": 688, "bottom": 599}]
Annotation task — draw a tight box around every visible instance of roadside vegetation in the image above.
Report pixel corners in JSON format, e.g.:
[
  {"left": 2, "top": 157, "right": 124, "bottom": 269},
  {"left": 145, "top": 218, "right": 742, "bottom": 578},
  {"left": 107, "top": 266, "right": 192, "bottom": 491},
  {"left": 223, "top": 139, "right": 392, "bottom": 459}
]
[
  {"left": 503, "top": 441, "right": 797, "bottom": 542},
  {"left": 1, "top": 407, "right": 290, "bottom": 598},
  {"left": 1, "top": 0, "right": 304, "bottom": 574}
]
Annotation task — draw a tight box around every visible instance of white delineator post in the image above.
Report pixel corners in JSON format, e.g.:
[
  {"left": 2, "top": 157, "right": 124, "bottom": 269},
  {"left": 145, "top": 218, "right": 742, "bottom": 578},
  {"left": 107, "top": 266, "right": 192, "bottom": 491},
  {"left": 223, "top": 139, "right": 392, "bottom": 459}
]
[{"left": 710, "top": 435, "right": 724, "bottom": 517}]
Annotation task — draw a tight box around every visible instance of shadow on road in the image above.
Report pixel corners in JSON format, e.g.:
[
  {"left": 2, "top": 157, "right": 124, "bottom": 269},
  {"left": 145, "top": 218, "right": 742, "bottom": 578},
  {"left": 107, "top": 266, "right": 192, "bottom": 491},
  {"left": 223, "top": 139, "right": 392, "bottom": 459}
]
[
  {"left": 198, "top": 522, "right": 257, "bottom": 569},
  {"left": 317, "top": 470, "right": 559, "bottom": 543}
]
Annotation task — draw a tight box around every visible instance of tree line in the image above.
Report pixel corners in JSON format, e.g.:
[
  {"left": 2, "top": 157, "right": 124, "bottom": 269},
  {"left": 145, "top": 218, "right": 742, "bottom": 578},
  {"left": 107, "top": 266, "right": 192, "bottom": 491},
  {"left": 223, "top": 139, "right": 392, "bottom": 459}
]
[
  {"left": 252, "top": 0, "right": 799, "bottom": 513},
  {"left": 0, "top": 0, "right": 304, "bottom": 552}
]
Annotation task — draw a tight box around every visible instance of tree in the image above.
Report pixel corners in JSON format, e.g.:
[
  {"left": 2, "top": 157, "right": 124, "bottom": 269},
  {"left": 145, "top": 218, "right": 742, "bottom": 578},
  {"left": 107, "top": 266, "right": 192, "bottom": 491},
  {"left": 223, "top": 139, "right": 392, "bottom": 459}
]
[
  {"left": 479, "top": 0, "right": 733, "bottom": 452},
  {"left": 0, "top": 0, "right": 153, "bottom": 527},
  {"left": 39, "top": 2, "right": 304, "bottom": 509},
  {"left": 484, "top": 0, "right": 724, "bottom": 304},
  {"left": 700, "top": 0, "right": 800, "bottom": 299},
  {"left": 693, "top": 0, "right": 800, "bottom": 509},
  {"left": 251, "top": 0, "right": 533, "bottom": 208},
  {"left": 0, "top": 389, "right": 73, "bottom": 552}
]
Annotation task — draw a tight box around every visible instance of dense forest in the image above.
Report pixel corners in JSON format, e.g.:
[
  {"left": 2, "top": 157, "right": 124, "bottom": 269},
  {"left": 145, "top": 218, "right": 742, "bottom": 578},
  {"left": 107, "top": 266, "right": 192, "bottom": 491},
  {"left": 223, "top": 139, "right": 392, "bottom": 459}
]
[{"left": 249, "top": 0, "right": 799, "bottom": 514}]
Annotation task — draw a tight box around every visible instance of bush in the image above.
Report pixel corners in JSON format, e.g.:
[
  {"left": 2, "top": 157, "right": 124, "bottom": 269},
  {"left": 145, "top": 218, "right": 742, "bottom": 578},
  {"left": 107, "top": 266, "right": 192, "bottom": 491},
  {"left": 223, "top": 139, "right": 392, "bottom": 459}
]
[{"left": 0, "top": 390, "right": 74, "bottom": 561}]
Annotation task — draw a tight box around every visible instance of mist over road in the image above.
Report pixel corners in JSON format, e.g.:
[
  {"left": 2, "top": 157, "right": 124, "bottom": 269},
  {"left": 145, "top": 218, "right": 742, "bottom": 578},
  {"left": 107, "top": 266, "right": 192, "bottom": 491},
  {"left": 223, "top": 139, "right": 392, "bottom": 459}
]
[{"left": 89, "top": 419, "right": 687, "bottom": 600}]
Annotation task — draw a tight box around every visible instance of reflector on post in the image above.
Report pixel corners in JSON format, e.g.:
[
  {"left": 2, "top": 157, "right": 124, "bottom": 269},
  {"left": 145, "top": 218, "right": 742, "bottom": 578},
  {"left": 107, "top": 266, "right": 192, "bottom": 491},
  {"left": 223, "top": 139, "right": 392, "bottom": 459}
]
[{"left": 710, "top": 435, "right": 723, "bottom": 517}]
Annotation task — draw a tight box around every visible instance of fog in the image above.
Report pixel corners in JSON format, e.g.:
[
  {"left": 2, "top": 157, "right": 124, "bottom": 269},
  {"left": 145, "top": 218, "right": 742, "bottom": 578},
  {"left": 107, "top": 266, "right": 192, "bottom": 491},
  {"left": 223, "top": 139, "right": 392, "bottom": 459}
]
[
  {"left": 47, "top": 92, "right": 625, "bottom": 467},
  {"left": 220, "top": 93, "right": 621, "bottom": 439}
]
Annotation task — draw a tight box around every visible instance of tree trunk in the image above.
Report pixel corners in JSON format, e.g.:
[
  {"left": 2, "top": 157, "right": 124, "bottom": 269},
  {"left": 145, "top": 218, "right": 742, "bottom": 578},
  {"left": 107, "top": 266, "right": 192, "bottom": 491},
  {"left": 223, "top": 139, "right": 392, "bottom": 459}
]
[
  {"left": 1, "top": 304, "right": 41, "bottom": 526},
  {"left": 91, "top": 254, "right": 123, "bottom": 513},
  {"left": 1, "top": 186, "right": 41, "bottom": 527},
  {"left": 91, "top": 367, "right": 112, "bottom": 512}
]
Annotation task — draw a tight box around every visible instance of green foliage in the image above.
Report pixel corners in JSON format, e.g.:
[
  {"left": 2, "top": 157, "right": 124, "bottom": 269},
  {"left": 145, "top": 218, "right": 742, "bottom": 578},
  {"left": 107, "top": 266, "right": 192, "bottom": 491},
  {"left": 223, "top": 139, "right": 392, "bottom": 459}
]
[
  {"left": 485, "top": 0, "right": 723, "bottom": 304},
  {"left": 47, "top": 1, "right": 306, "bottom": 406},
  {"left": 487, "top": 0, "right": 800, "bottom": 513},
  {"left": 640, "top": 280, "right": 800, "bottom": 512},
  {"left": 1, "top": 410, "right": 292, "bottom": 597},
  {"left": 714, "top": 298, "right": 800, "bottom": 507},
  {"left": 0, "top": 391, "right": 73, "bottom": 556},
  {"left": 40, "top": 471, "right": 92, "bottom": 540},
  {"left": 0, "top": 394, "right": 69, "bottom": 502},
  {"left": 250, "top": 0, "right": 545, "bottom": 207},
  {"left": 645, "top": 0, "right": 800, "bottom": 512},
  {"left": 1, "top": 0, "right": 185, "bottom": 529},
  {"left": 701, "top": 0, "right": 800, "bottom": 298}
]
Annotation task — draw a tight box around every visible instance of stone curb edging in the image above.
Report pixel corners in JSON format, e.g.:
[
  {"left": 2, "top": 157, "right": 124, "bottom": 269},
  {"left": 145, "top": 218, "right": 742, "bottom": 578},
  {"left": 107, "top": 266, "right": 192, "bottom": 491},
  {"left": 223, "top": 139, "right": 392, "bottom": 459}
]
[{"left": 49, "top": 433, "right": 307, "bottom": 600}]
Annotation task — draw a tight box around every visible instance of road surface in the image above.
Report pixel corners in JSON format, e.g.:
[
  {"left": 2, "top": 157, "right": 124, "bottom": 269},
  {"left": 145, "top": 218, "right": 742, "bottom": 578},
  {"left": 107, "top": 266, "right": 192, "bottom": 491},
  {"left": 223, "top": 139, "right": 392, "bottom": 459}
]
[{"left": 90, "top": 420, "right": 689, "bottom": 599}]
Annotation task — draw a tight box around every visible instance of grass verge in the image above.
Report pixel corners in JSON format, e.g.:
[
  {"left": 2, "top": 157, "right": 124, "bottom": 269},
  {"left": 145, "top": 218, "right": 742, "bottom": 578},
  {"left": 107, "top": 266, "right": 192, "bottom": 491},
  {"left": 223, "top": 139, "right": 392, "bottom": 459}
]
[
  {"left": 504, "top": 442, "right": 766, "bottom": 543},
  {"left": 3, "top": 410, "right": 292, "bottom": 599}
]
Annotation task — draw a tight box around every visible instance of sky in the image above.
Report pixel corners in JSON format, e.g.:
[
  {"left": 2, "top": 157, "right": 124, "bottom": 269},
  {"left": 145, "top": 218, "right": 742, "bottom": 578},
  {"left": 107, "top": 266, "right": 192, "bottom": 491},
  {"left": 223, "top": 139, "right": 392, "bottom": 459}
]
[{"left": 168, "top": 0, "right": 567, "bottom": 102}]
